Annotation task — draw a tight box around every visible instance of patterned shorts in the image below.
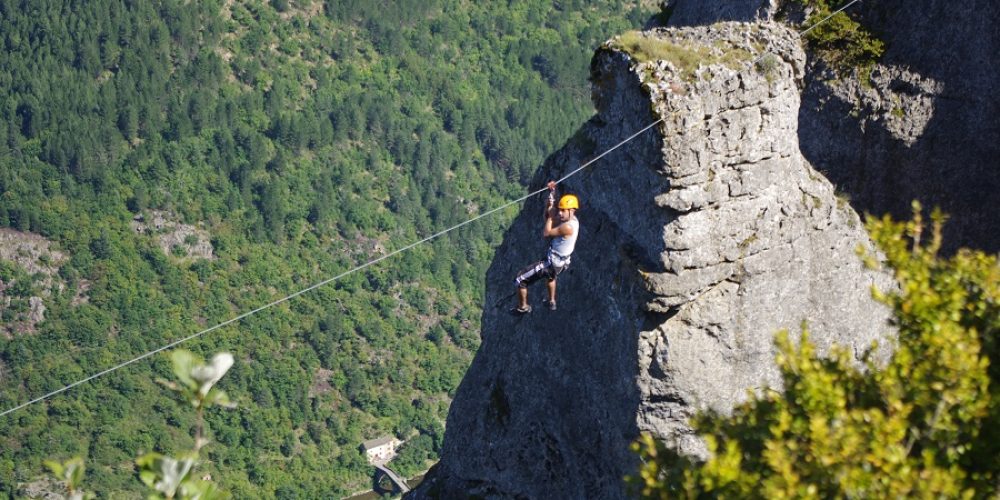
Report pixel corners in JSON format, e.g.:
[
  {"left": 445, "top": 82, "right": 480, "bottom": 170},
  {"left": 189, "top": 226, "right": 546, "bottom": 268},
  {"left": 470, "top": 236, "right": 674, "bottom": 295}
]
[{"left": 514, "top": 257, "right": 567, "bottom": 289}]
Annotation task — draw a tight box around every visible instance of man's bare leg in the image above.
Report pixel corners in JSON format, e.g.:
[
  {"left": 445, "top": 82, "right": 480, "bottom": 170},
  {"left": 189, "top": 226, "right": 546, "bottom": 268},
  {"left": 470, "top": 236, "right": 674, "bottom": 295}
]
[{"left": 518, "top": 287, "right": 529, "bottom": 309}]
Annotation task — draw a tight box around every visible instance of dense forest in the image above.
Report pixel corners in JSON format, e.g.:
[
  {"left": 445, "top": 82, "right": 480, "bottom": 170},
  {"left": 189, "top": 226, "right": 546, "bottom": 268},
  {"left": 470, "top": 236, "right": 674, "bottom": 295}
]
[{"left": 0, "top": 0, "right": 656, "bottom": 496}]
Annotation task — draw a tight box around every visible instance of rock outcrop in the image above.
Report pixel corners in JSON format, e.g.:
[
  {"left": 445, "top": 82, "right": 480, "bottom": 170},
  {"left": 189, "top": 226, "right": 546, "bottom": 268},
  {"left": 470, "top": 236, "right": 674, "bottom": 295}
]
[
  {"left": 413, "top": 22, "right": 893, "bottom": 499},
  {"left": 662, "top": 0, "right": 1000, "bottom": 252},
  {"left": 0, "top": 228, "right": 68, "bottom": 337},
  {"left": 130, "top": 210, "right": 215, "bottom": 260}
]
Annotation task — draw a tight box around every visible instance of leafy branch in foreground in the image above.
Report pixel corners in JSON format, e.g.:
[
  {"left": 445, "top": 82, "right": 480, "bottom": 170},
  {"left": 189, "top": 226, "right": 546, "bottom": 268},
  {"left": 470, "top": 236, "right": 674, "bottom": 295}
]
[
  {"left": 156, "top": 350, "right": 236, "bottom": 451},
  {"left": 628, "top": 202, "right": 1000, "bottom": 498},
  {"left": 44, "top": 350, "right": 236, "bottom": 500},
  {"left": 136, "top": 452, "right": 227, "bottom": 500}
]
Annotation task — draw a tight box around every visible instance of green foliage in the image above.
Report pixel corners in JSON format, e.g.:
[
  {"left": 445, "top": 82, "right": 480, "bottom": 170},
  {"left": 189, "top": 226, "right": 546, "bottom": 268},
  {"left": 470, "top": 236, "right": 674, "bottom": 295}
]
[
  {"left": 0, "top": 259, "right": 38, "bottom": 326},
  {"left": 629, "top": 203, "right": 1000, "bottom": 498},
  {"left": 789, "top": 0, "right": 885, "bottom": 73},
  {"left": 391, "top": 434, "right": 438, "bottom": 478}
]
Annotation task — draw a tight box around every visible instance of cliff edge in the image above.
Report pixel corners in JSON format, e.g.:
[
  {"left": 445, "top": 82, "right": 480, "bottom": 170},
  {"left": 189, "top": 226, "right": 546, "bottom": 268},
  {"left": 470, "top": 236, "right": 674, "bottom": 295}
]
[{"left": 413, "top": 22, "right": 893, "bottom": 499}]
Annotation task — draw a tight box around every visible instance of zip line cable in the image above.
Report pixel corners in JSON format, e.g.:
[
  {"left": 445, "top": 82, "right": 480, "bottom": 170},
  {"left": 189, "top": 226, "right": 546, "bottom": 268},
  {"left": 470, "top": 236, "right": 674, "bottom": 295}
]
[
  {"left": 800, "top": 0, "right": 861, "bottom": 37},
  {"left": 1, "top": 0, "right": 864, "bottom": 419},
  {"left": 0, "top": 118, "right": 665, "bottom": 419}
]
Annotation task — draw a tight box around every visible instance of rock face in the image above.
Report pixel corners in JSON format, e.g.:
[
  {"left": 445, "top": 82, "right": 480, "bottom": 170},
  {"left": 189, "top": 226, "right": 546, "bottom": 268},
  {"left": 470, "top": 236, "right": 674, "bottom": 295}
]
[
  {"left": 796, "top": 0, "right": 1000, "bottom": 252},
  {"left": 413, "top": 22, "right": 892, "bottom": 499},
  {"left": 665, "top": 0, "right": 776, "bottom": 26}
]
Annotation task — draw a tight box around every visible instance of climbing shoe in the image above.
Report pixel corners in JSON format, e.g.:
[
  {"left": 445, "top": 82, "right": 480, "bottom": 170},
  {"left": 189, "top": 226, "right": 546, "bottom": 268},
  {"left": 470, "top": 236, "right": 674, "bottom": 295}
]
[
  {"left": 512, "top": 305, "right": 532, "bottom": 315},
  {"left": 543, "top": 300, "right": 557, "bottom": 311}
]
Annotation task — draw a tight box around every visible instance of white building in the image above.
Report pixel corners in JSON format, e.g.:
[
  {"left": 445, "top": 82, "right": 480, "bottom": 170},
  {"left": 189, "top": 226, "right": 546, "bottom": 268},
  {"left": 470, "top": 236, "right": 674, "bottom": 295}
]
[{"left": 360, "top": 436, "right": 401, "bottom": 464}]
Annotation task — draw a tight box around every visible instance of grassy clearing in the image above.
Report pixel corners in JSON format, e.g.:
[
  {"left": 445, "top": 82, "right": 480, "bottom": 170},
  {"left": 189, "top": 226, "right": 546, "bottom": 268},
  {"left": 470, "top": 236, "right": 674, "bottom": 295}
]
[{"left": 609, "top": 31, "right": 753, "bottom": 81}]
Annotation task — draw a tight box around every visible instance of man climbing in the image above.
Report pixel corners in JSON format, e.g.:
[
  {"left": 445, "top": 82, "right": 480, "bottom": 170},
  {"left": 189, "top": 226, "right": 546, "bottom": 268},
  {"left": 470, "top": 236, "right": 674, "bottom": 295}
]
[{"left": 513, "top": 181, "right": 580, "bottom": 314}]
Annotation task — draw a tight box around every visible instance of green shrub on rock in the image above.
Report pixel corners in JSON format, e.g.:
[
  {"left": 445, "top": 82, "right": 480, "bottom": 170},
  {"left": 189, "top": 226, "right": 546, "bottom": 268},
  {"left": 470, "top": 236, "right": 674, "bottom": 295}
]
[{"left": 788, "top": 0, "right": 885, "bottom": 73}]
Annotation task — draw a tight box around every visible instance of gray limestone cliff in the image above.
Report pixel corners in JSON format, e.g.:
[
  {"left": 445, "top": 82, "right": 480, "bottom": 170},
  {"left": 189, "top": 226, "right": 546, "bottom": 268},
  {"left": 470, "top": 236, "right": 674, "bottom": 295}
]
[{"left": 412, "top": 22, "right": 893, "bottom": 499}]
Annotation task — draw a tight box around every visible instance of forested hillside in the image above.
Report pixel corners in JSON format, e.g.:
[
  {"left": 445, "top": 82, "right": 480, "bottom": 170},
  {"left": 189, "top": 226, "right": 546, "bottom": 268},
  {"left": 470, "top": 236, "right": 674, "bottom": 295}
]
[{"left": 0, "top": 0, "right": 655, "bottom": 496}]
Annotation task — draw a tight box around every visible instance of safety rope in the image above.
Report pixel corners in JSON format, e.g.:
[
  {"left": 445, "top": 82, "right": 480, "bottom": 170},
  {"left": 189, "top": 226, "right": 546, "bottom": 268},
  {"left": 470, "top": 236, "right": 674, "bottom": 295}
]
[{"left": 0, "top": 118, "right": 665, "bottom": 418}]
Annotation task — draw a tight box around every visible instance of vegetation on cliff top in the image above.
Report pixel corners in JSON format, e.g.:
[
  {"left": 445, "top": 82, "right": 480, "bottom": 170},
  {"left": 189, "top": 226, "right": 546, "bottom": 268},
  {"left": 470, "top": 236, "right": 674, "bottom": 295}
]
[{"left": 608, "top": 30, "right": 752, "bottom": 81}]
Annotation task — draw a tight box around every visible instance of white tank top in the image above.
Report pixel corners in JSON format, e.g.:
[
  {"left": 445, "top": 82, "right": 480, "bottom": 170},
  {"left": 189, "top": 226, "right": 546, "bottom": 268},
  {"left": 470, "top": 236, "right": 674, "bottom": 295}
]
[{"left": 549, "top": 217, "right": 579, "bottom": 259}]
